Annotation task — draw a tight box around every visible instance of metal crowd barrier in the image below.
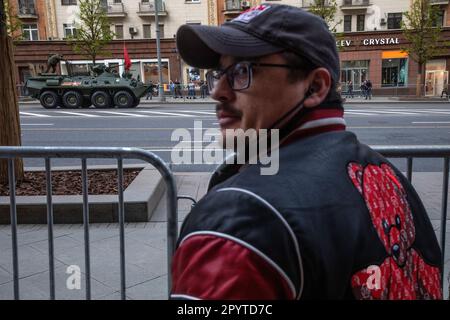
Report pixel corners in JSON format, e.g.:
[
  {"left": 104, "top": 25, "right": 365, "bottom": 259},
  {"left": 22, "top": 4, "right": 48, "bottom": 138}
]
[
  {"left": 0, "top": 146, "right": 178, "bottom": 300},
  {"left": 0, "top": 146, "right": 449, "bottom": 298}
]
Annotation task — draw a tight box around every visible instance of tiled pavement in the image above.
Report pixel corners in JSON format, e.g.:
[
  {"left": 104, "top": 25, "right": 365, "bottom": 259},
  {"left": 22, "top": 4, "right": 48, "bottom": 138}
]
[{"left": 0, "top": 172, "right": 448, "bottom": 299}]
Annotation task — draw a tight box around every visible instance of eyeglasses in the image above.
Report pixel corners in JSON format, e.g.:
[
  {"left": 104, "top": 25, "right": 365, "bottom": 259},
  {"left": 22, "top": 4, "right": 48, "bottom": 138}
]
[{"left": 205, "top": 61, "right": 299, "bottom": 92}]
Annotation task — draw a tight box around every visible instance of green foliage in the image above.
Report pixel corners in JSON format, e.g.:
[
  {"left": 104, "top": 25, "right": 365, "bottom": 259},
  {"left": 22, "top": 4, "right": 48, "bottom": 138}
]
[
  {"left": 2, "top": 0, "right": 23, "bottom": 40},
  {"left": 401, "top": 0, "right": 445, "bottom": 70},
  {"left": 67, "top": 0, "right": 115, "bottom": 64},
  {"left": 308, "top": 0, "right": 342, "bottom": 34}
]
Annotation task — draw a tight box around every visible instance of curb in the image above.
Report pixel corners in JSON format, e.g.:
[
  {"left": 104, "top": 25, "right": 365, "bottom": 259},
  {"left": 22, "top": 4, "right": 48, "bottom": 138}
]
[{"left": 0, "top": 166, "right": 166, "bottom": 224}]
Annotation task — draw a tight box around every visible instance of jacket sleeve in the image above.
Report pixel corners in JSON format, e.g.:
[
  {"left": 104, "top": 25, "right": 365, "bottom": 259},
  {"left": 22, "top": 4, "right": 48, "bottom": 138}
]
[{"left": 170, "top": 187, "right": 302, "bottom": 300}]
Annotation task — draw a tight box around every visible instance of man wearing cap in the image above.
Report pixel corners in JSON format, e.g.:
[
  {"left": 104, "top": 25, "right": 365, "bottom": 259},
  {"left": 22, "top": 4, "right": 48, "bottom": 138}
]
[{"left": 170, "top": 4, "right": 442, "bottom": 300}]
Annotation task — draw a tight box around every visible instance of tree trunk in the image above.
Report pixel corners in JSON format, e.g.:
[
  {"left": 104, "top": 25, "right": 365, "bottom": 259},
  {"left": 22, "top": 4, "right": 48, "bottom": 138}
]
[{"left": 0, "top": 0, "right": 24, "bottom": 184}]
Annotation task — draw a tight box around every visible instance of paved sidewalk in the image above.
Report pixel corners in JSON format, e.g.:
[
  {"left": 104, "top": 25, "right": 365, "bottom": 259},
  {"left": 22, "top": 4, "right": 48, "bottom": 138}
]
[{"left": 0, "top": 172, "right": 448, "bottom": 299}]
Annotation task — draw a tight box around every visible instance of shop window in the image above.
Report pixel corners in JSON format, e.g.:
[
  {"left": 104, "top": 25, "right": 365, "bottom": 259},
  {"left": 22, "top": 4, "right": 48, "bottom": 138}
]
[
  {"left": 187, "top": 67, "right": 200, "bottom": 82},
  {"left": 344, "top": 15, "right": 352, "bottom": 32},
  {"left": 143, "top": 61, "right": 169, "bottom": 84},
  {"left": 387, "top": 13, "right": 402, "bottom": 30},
  {"left": 71, "top": 63, "right": 94, "bottom": 76},
  {"left": 382, "top": 58, "right": 407, "bottom": 87},
  {"left": 340, "top": 60, "right": 369, "bottom": 92},
  {"left": 108, "top": 62, "right": 120, "bottom": 76}
]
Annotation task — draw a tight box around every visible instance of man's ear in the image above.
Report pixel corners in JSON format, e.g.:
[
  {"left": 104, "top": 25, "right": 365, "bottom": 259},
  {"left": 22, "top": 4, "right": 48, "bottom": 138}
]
[{"left": 303, "top": 68, "right": 332, "bottom": 108}]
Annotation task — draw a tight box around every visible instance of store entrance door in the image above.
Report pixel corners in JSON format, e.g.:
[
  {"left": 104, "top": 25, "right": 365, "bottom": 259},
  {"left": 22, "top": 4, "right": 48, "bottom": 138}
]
[{"left": 425, "top": 71, "right": 448, "bottom": 96}]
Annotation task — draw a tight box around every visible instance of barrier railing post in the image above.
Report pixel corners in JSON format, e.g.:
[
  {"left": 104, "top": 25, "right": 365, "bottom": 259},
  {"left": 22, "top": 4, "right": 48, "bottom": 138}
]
[
  {"left": 440, "top": 157, "right": 449, "bottom": 289},
  {"left": 7, "top": 159, "right": 19, "bottom": 300},
  {"left": 81, "top": 159, "right": 91, "bottom": 300},
  {"left": 45, "top": 158, "right": 55, "bottom": 300},
  {"left": 407, "top": 157, "right": 413, "bottom": 182},
  {"left": 117, "top": 158, "right": 126, "bottom": 300}
]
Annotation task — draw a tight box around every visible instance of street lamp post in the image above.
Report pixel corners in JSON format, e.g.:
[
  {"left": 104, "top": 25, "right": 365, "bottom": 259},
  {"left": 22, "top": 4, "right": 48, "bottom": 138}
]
[{"left": 155, "top": 0, "right": 165, "bottom": 102}]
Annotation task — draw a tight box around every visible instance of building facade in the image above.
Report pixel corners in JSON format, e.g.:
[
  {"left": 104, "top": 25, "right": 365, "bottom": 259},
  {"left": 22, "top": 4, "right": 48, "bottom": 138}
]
[
  {"left": 10, "top": 0, "right": 210, "bottom": 87},
  {"left": 13, "top": 38, "right": 182, "bottom": 87},
  {"left": 213, "top": 0, "right": 450, "bottom": 96},
  {"left": 9, "top": 0, "right": 450, "bottom": 96}
]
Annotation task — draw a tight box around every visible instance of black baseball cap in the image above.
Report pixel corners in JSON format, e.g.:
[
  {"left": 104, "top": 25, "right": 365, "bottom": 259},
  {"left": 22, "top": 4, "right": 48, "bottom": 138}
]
[{"left": 176, "top": 3, "right": 340, "bottom": 82}]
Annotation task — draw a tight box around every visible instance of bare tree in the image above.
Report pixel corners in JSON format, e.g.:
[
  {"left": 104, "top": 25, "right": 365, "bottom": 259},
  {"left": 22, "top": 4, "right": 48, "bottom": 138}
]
[
  {"left": 401, "top": 0, "right": 444, "bottom": 96},
  {"left": 0, "top": 0, "right": 24, "bottom": 184}
]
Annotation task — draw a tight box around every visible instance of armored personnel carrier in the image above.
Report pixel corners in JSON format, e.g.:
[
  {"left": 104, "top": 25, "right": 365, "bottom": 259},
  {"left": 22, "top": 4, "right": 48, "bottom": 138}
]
[{"left": 26, "top": 62, "right": 150, "bottom": 109}]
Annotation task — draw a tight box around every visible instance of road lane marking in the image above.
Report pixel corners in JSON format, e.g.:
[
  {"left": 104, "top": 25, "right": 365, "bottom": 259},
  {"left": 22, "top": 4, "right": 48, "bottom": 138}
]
[
  {"left": 55, "top": 111, "right": 100, "bottom": 117},
  {"left": 21, "top": 123, "right": 54, "bottom": 126},
  {"left": 20, "top": 112, "right": 51, "bottom": 117},
  {"left": 94, "top": 111, "right": 149, "bottom": 117},
  {"left": 412, "top": 121, "right": 450, "bottom": 124},
  {"left": 136, "top": 110, "right": 195, "bottom": 117},
  {"left": 175, "top": 110, "right": 217, "bottom": 115},
  {"left": 421, "top": 111, "right": 450, "bottom": 115},
  {"left": 364, "top": 110, "right": 419, "bottom": 115},
  {"left": 344, "top": 111, "right": 379, "bottom": 116}
]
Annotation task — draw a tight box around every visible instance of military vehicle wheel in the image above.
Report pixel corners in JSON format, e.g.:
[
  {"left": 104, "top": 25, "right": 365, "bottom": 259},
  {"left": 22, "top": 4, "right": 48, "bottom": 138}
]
[
  {"left": 40, "top": 91, "right": 59, "bottom": 109},
  {"left": 114, "top": 91, "right": 133, "bottom": 108},
  {"left": 62, "top": 91, "right": 82, "bottom": 108},
  {"left": 91, "top": 91, "right": 112, "bottom": 108}
]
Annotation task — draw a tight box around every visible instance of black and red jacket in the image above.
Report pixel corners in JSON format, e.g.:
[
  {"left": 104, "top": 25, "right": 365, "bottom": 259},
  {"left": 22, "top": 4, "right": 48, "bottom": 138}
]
[{"left": 170, "top": 108, "right": 442, "bottom": 300}]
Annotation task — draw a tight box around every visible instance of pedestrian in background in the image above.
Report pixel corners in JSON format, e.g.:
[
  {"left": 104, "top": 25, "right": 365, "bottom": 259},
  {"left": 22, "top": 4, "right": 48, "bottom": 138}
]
[
  {"left": 366, "top": 79, "right": 372, "bottom": 100},
  {"left": 347, "top": 80, "right": 354, "bottom": 98},
  {"left": 360, "top": 80, "right": 367, "bottom": 99}
]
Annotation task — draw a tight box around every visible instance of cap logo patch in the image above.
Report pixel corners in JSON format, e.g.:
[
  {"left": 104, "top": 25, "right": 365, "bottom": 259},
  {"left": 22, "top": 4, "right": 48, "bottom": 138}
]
[{"left": 232, "top": 5, "right": 271, "bottom": 24}]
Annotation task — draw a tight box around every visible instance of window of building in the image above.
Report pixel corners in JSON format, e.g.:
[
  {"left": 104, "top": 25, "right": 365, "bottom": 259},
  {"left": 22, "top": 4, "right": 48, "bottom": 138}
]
[
  {"left": 357, "top": 15, "right": 365, "bottom": 31},
  {"left": 63, "top": 23, "right": 77, "bottom": 38},
  {"left": 18, "top": 0, "right": 36, "bottom": 14},
  {"left": 61, "top": 0, "right": 77, "bottom": 5},
  {"left": 432, "top": 10, "right": 444, "bottom": 27},
  {"left": 158, "top": 24, "right": 164, "bottom": 38},
  {"left": 387, "top": 13, "right": 402, "bottom": 30},
  {"left": 344, "top": 15, "right": 352, "bottom": 32},
  {"left": 185, "top": 0, "right": 201, "bottom": 3},
  {"left": 382, "top": 58, "right": 408, "bottom": 87},
  {"left": 22, "top": 24, "right": 38, "bottom": 41},
  {"left": 115, "top": 25, "right": 123, "bottom": 39},
  {"left": 143, "top": 24, "right": 151, "bottom": 39}
]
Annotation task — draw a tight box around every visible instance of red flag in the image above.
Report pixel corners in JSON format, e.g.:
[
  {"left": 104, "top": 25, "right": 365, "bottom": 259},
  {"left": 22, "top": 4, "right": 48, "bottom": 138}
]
[{"left": 123, "top": 44, "right": 132, "bottom": 71}]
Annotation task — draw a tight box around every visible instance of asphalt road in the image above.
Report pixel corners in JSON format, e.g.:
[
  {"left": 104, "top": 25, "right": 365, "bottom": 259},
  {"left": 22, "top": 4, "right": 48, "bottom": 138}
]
[{"left": 17, "top": 101, "right": 450, "bottom": 172}]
